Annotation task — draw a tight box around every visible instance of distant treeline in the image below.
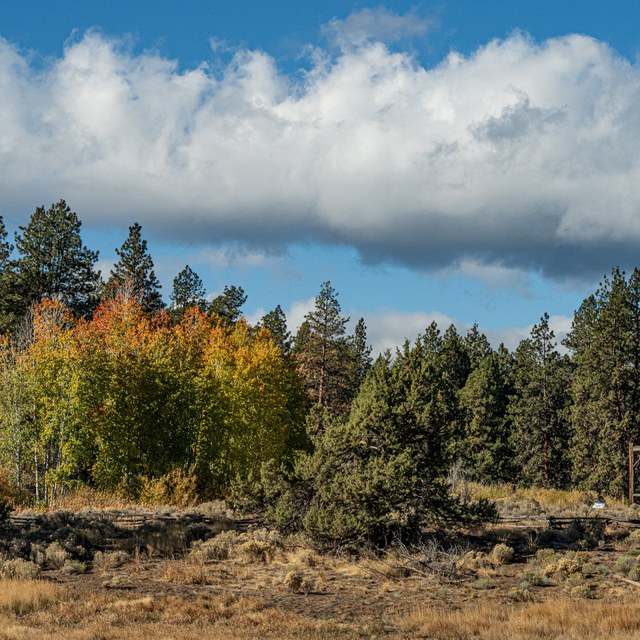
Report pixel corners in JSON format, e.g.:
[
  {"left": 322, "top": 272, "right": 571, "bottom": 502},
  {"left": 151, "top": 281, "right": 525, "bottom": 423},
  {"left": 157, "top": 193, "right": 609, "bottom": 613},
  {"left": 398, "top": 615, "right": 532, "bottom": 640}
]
[{"left": 0, "top": 201, "right": 638, "bottom": 542}]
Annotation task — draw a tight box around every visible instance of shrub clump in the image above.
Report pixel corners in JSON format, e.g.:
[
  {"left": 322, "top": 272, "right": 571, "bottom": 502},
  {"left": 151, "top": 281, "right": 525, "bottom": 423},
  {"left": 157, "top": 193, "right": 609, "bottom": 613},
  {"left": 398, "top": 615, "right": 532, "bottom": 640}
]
[
  {"left": 615, "top": 555, "right": 637, "bottom": 576},
  {"left": 250, "top": 349, "right": 497, "bottom": 548},
  {"left": 139, "top": 469, "right": 200, "bottom": 507},
  {"left": 61, "top": 559, "right": 87, "bottom": 575},
  {"left": 93, "top": 550, "right": 129, "bottom": 570},
  {"left": 0, "top": 558, "right": 41, "bottom": 579},
  {"left": 189, "top": 529, "right": 282, "bottom": 564},
  {"left": 490, "top": 543, "right": 514, "bottom": 565},
  {"left": 45, "top": 542, "right": 71, "bottom": 569},
  {"left": 282, "top": 566, "right": 314, "bottom": 594}
]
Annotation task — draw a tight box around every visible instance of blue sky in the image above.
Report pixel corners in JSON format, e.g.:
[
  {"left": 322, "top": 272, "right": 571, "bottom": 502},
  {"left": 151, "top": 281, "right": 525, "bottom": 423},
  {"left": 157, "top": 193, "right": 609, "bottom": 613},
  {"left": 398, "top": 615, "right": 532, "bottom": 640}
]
[{"left": 2, "top": 1, "right": 640, "bottom": 353}]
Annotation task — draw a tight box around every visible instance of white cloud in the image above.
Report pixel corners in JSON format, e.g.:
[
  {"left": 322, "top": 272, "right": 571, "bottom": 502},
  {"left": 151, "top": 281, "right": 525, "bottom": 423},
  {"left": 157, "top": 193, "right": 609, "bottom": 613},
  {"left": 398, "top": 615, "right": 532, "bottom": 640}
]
[
  {"left": 486, "top": 314, "right": 573, "bottom": 352},
  {"left": 362, "top": 309, "right": 457, "bottom": 355},
  {"left": 286, "top": 297, "right": 316, "bottom": 334},
  {"left": 322, "top": 7, "right": 433, "bottom": 49},
  {"left": 254, "top": 301, "right": 572, "bottom": 357},
  {"left": 359, "top": 310, "right": 573, "bottom": 356},
  {"left": 439, "top": 258, "right": 530, "bottom": 292},
  {"left": 195, "top": 246, "right": 270, "bottom": 268},
  {"left": 2, "top": 31, "right": 640, "bottom": 278}
]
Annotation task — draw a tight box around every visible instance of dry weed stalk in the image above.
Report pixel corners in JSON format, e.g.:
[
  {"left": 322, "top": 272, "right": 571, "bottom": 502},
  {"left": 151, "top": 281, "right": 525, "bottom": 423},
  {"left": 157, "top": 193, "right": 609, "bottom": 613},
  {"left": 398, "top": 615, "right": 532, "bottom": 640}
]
[
  {"left": 359, "top": 538, "right": 472, "bottom": 584},
  {"left": 0, "top": 578, "right": 66, "bottom": 614},
  {"left": 403, "top": 600, "right": 640, "bottom": 639}
]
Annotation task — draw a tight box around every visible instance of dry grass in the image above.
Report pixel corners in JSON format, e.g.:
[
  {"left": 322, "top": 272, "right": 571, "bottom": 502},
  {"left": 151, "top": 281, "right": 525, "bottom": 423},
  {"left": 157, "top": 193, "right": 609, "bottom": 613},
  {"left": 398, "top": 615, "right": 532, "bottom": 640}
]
[
  {"left": 0, "top": 579, "right": 66, "bottom": 615},
  {"left": 467, "top": 482, "right": 634, "bottom": 518},
  {"left": 0, "top": 590, "right": 366, "bottom": 639},
  {"left": 93, "top": 550, "right": 129, "bottom": 570},
  {"left": 8, "top": 492, "right": 640, "bottom": 639},
  {"left": 162, "top": 557, "right": 211, "bottom": 585},
  {"left": 402, "top": 600, "right": 640, "bottom": 639},
  {"left": 47, "top": 487, "right": 138, "bottom": 512}
]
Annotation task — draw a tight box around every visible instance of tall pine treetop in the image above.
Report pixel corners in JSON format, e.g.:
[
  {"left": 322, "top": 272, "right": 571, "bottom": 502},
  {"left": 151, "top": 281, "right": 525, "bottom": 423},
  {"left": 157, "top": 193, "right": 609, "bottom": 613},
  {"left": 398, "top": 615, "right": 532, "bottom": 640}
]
[
  {"left": 13, "top": 200, "right": 100, "bottom": 319},
  {"left": 171, "top": 265, "right": 206, "bottom": 312},
  {"left": 106, "top": 222, "right": 163, "bottom": 313},
  {"left": 295, "top": 281, "right": 354, "bottom": 416},
  {"left": 260, "top": 304, "right": 292, "bottom": 354}
]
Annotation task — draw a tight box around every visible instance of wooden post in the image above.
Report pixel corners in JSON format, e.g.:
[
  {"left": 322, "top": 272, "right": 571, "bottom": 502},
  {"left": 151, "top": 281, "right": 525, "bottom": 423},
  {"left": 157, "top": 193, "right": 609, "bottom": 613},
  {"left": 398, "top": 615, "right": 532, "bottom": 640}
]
[{"left": 631, "top": 441, "right": 636, "bottom": 506}]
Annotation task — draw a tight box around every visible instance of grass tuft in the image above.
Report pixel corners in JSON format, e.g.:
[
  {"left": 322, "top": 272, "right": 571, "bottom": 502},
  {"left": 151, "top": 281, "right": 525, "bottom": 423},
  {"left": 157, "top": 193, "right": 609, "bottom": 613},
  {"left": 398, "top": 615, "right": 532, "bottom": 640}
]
[{"left": 0, "top": 578, "right": 65, "bottom": 614}]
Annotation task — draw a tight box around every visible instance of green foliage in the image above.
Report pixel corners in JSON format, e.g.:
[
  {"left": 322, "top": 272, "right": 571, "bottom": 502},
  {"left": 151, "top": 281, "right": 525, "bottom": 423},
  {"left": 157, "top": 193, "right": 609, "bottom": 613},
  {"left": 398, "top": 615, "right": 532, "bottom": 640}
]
[
  {"left": 260, "top": 305, "right": 291, "bottom": 355},
  {"left": 105, "top": 222, "right": 163, "bottom": 312},
  {"left": 294, "top": 281, "right": 355, "bottom": 416},
  {"left": 264, "top": 336, "right": 496, "bottom": 547},
  {"left": 459, "top": 351, "right": 514, "bottom": 483},
  {"left": 509, "top": 314, "right": 571, "bottom": 489},
  {"left": 0, "top": 296, "right": 306, "bottom": 503},
  {"left": 13, "top": 200, "right": 100, "bottom": 321},
  {"left": 0, "top": 216, "right": 19, "bottom": 333},
  {"left": 349, "top": 317, "right": 372, "bottom": 392},
  {"left": 209, "top": 285, "right": 246, "bottom": 326},
  {"left": 170, "top": 265, "right": 206, "bottom": 321},
  {"left": 567, "top": 268, "right": 640, "bottom": 496}
]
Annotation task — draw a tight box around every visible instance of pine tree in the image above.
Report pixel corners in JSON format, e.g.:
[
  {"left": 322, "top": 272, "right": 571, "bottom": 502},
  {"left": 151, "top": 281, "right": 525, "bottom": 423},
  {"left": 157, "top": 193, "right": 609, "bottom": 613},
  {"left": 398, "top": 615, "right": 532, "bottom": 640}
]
[
  {"left": 294, "top": 281, "right": 352, "bottom": 416},
  {"left": 349, "top": 318, "right": 372, "bottom": 391},
  {"left": 13, "top": 200, "right": 100, "bottom": 320},
  {"left": 264, "top": 337, "right": 495, "bottom": 546},
  {"left": 0, "top": 216, "right": 19, "bottom": 333},
  {"left": 459, "top": 351, "right": 514, "bottom": 482},
  {"left": 567, "top": 268, "right": 640, "bottom": 495},
  {"left": 464, "top": 323, "right": 493, "bottom": 371},
  {"left": 509, "top": 314, "right": 572, "bottom": 488},
  {"left": 209, "top": 285, "right": 247, "bottom": 326},
  {"left": 260, "top": 305, "right": 291, "bottom": 354},
  {"left": 105, "top": 222, "right": 163, "bottom": 313},
  {"left": 170, "top": 265, "right": 206, "bottom": 321}
]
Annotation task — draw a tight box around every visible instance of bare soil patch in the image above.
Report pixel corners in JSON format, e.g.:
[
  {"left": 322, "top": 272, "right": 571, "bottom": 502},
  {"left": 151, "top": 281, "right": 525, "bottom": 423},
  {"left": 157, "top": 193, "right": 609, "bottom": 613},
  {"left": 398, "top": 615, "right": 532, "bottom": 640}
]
[{"left": 3, "top": 508, "right": 640, "bottom": 638}]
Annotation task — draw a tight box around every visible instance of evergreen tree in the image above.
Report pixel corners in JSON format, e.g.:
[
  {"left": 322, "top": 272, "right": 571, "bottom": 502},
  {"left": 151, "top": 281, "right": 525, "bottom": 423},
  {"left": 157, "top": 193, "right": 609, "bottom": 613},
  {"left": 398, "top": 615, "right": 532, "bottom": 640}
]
[
  {"left": 260, "top": 305, "right": 291, "bottom": 355},
  {"left": 459, "top": 351, "right": 514, "bottom": 483},
  {"left": 13, "top": 200, "right": 100, "bottom": 320},
  {"left": 509, "top": 314, "right": 572, "bottom": 488},
  {"left": 294, "top": 281, "right": 352, "bottom": 416},
  {"left": 105, "top": 222, "right": 163, "bottom": 312},
  {"left": 0, "top": 216, "right": 19, "bottom": 332},
  {"left": 349, "top": 317, "right": 372, "bottom": 391},
  {"left": 567, "top": 268, "right": 640, "bottom": 495},
  {"left": 464, "top": 323, "right": 493, "bottom": 371},
  {"left": 264, "top": 337, "right": 495, "bottom": 546},
  {"left": 170, "top": 265, "right": 206, "bottom": 321},
  {"left": 209, "top": 285, "right": 246, "bottom": 326},
  {"left": 439, "top": 325, "right": 472, "bottom": 462}
]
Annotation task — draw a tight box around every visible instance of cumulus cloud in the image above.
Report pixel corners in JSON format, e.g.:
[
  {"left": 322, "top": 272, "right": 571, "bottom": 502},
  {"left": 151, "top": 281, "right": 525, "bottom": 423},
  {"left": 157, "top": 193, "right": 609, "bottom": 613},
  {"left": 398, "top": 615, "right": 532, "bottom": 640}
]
[
  {"left": 195, "top": 246, "right": 271, "bottom": 268},
  {"left": 360, "top": 310, "right": 573, "bottom": 357},
  {"left": 248, "top": 299, "right": 571, "bottom": 357},
  {"left": 361, "top": 309, "right": 458, "bottom": 355},
  {"left": 286, "top": 297, "right": 316, "bottom": 334},
  {"left": 321, "top": 6, "right": 433, "bottom": 48},
  {"left": 485, "top": 314, "right": 573, "bottom": 352},
  {"left": 2, "top": 29, "right": 640, "bottom": 279}
]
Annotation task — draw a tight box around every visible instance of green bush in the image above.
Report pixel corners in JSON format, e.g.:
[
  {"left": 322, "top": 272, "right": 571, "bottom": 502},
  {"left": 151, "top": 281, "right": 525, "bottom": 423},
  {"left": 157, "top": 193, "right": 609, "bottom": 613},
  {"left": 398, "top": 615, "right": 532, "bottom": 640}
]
[{"left": 259, "top": 347, "right": 497, "bottom": 547}]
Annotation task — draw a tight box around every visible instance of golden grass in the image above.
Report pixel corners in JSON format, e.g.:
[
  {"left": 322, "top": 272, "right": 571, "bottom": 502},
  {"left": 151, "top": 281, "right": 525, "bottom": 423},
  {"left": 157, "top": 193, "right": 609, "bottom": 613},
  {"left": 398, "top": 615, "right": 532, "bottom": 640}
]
[
  {"left": 162, "top": 558, "right": 211, "bottom": 585},
  {"left": 0, "top": 591, "right": 363, "bottom": 640},
  {"left": 466, "top": 481, "right": 631, "bottom": 515},
  {"left": 0, "top": 579, "right": 66, "bottom": 615},
  {"left": 402, "top": 600, "right": 640, "bottom": 639},
  {"left": 37, "top": 486, "right": 137, "bottom": 512}
]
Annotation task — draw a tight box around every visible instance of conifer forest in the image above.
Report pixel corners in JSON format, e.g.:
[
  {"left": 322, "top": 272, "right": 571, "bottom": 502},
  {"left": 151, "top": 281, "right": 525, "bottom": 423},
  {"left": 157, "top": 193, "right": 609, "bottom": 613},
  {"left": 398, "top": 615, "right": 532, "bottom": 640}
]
[{"left": 1, "top": 200, "right": 639, "bottom": 545}]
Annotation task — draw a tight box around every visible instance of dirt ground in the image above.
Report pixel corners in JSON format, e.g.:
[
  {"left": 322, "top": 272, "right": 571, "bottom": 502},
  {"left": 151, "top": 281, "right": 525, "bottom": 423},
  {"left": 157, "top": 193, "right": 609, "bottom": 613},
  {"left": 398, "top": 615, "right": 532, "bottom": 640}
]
[{"left": 4, "top": 512, "right": 640, "bottom": 639}]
